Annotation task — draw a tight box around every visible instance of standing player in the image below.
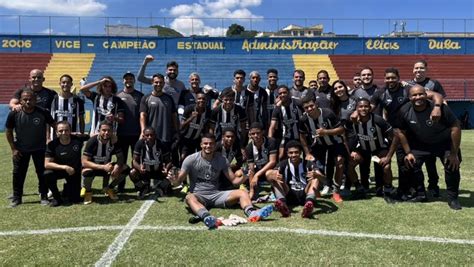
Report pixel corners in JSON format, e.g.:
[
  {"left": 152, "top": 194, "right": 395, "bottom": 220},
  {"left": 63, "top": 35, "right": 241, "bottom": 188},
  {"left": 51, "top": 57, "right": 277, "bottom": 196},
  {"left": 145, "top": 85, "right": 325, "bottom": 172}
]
[
  {"left": 44, "top": 121, "right": 87, "bottom": 206},
  {"left": 139, "top": 73, "right": 179, "bottom": 157},
  {"left": 396, "top": 85, "right": 461, "bottom": 209},
  {"left": 116, "top": 72, "right": 144, "bottom": 192},
  {"left": 265, "top": 68, "right": 280, "bottom": 121},
  {"left": 80, "top": 76, "right": 125, "bottom": 135},
  {"left": 177, "top": 72, "right": 218, "bottom": 113},
  {"left": 81, "top": 121, "right": 128, "bottom": 204},
  {"left": 9, "top": 69, "right": 57, "bottom": 112},
  {"left": 168, "top": 133, "right": 273, "bottom": 229},
  {"left": 6, "top": 89, "right": 56, "bottom": 207},
  {"left": 209, "top": 88, "right": 248, "bottom": 147},
  {"left": 407, "top": 60, "right": 447, "bottom": 197},
  {"left": 289, "top": 69, "right": 309, "bottom": 104},
  {"left": 269, "top": 85, "right": 303, "bottom": 160},
  {"left": 247, "top": 71, "right": 269, "bottom": 129},
  {"left": 138, "top": 55, "right": 186, "bottom": 105},
  {"left": 299, "top": 94, "right": 346, "bottom": 203},
  {"left": 180, "top": 91, "right": 212, "bottom": 162},
  {"left": 50, "top": 74, "right": 85, "bottom": 137}
]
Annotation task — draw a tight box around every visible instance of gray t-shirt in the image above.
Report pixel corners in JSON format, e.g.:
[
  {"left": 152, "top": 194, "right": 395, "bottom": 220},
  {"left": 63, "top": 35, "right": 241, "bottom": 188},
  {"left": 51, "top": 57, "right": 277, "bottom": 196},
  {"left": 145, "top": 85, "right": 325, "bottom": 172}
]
[
  {"left": 117, "top": 89, "right": 144, "bottom": 136},
  {"left": 140, "top": 93, "right": 177, "bottom": 143},
  {"left": 181, "top": 151, "right": 229, "bottom": 193}
]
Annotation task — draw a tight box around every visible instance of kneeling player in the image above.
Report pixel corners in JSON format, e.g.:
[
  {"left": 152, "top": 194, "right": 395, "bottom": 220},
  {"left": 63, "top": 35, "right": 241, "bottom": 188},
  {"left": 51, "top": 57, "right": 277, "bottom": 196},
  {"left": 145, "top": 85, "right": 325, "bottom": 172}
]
[
  {"left": 168, "top": 133, "right": 273, "bottom": 229},
  {"left": 130, "top": 127, "right": 172, "bottom": 198},
  {"left": 269, "top": 140, "right": 325, "bottom": 218},
  {"left": 81, "top": 121, "right": 129, "bottom": 204},
  {"left": 345, "top": 98, "right": 396, "bottom": 203}
]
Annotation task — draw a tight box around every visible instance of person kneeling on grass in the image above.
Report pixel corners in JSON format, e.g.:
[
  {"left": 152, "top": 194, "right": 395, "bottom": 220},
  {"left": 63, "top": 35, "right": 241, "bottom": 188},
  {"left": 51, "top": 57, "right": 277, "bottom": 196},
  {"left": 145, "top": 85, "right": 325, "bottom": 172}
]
[
  {"left": 344, "top": 98, "right": 397, "bottom": 204},
  {"left": 167, "top": 133, "right": 273, "bottom": 229},
  {"left": 267, "top": 140, "right": 325, "bottom": 218},
  {"left": 130, "top": 127, "right": 173, "bottom": 199},
  {"left": 81, "top": 121, "right": 129, "bottom": 204}
]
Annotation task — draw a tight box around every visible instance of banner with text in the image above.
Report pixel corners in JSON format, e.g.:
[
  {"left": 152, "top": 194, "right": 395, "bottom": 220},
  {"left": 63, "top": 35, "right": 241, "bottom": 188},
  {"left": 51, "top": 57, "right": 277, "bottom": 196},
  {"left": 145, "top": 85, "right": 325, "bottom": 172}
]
[{"left": 1, "top": 35, "right": 473, "bottom": 55}]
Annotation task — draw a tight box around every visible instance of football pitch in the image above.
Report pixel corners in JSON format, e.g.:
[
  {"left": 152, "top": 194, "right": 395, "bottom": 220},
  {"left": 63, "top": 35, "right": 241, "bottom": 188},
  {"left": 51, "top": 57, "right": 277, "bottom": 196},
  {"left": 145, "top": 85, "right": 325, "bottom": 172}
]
[{"left": 0, "top": 132, "right": 473, "bottom": 265}]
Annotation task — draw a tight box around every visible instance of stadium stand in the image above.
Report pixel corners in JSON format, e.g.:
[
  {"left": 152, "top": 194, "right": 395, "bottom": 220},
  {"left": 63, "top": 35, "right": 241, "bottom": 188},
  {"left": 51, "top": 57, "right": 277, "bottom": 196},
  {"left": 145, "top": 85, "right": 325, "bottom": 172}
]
[{"left": 0, "top": 53, "right": 51, "bottom": 103}]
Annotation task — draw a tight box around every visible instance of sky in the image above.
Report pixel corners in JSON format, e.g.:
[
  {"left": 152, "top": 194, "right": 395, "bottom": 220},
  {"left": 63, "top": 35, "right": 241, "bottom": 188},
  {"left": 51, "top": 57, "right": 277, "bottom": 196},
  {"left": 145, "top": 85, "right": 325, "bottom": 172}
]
[{"left": 0, "top": 0, "right": 473, "bottom": 36}]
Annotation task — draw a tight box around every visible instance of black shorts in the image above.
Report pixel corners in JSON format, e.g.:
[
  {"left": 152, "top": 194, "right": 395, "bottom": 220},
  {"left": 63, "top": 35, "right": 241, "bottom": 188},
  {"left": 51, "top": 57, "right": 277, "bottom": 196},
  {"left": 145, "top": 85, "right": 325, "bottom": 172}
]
[{"left": 286, "top": 189, "right": 306, "bottom": 206}]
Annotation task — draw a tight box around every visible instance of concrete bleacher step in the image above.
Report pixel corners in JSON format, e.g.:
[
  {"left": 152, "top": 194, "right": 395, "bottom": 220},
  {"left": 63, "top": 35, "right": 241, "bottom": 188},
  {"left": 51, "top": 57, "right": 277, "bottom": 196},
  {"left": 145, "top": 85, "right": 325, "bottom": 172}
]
[{"left": 43, "top": 53, "right": 95, "bottom": 92}]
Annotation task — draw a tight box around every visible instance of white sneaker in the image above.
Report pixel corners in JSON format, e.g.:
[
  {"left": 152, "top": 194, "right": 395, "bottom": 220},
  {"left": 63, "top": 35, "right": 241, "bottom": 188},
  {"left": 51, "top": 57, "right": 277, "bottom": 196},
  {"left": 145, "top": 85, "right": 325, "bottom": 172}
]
[{"left": 321, "top": 185, "right": 332, "bottom": 196}]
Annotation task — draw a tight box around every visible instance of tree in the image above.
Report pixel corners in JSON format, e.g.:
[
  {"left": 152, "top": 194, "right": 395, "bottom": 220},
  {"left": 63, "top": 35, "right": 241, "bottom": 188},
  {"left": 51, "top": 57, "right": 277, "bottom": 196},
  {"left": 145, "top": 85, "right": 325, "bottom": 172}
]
[
  {"left": 150, "top": 25, "right": 184, "bottom": 37},
  {"left": 226, "top": 24, "right": 246, "bottom": 37}
]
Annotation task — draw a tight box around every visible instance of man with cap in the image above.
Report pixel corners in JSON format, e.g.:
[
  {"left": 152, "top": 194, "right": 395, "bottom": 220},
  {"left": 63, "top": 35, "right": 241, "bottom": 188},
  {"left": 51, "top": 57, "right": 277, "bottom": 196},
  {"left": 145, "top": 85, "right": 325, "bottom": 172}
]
[{"left": 116, "top": 72, "right": 144, "bottom": 192}]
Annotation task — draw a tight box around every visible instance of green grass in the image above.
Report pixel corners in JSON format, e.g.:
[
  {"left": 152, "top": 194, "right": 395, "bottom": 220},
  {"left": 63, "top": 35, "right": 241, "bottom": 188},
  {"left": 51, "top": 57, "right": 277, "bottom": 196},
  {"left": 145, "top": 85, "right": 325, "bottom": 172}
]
[{"left": 1, "top": 132, "right": 473, "bottom": 265}]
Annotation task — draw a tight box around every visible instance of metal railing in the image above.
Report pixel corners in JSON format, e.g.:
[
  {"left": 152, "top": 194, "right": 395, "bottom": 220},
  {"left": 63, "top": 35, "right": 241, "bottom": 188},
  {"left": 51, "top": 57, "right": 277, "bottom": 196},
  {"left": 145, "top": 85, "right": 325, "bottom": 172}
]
[{"left": 1, "top": 15, "right": 473, "bottom": 37}]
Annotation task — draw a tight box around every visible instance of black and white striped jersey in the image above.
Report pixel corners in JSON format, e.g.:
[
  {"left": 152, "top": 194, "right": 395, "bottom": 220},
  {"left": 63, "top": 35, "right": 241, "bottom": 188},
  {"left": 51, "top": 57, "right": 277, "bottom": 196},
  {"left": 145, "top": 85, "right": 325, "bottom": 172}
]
[
  {"left": 272, "top": 100, "right": 303, "bottom": 141},
  {"left": 345, "top": 113, "right": 392, "bottom": 152},
  {"left": 133, "top": 139, "right": 169, "bottom": 172},
  {"left": 50, "top": 94, "right": 84, "bottom": 133},
  {"left": 180, "top": 104, "right": 211, "bottom": 140},
  {"left": 299, "top": 108, "right": 344, "bottom": 147}
]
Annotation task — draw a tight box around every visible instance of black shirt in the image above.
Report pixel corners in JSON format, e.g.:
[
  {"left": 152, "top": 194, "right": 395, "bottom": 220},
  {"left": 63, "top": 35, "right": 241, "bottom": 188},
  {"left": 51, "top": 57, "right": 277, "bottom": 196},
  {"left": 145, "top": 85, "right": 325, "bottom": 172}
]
[
  {"left": 246, "top": 137, "right": 278, "bottom": 171},
  {"left": 83, "top": 136, "right": 122, "bottom": 164},
  {"left": 133, "top": 139, "right": 169, "bottom": 172},
  {"left": 14, "top": 87, "right": 57, "bottom": 111},
  {"left": 5, "top": 107, "right": 55, "bottom": 152},
  {"left": 45, "top": 135, "right": 87, "bottom": 170},
  {"left": 371, "top": 84, "right": 410, "bottom": 125},
  {"left": 396, "top": 101, "right": 458, "bottom": 152}
]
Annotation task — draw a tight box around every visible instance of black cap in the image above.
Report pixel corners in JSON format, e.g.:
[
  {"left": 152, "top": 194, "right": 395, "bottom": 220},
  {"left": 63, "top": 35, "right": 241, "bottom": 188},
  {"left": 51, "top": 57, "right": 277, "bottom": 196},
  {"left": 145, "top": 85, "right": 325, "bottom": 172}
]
[{"left": 123, "top": 71, "right": 135, "bottom": 79}]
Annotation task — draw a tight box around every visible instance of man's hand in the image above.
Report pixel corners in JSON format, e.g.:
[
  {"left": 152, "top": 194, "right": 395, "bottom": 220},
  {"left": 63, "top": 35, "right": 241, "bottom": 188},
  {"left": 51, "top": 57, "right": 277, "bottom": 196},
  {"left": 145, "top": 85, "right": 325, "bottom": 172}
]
[
  {"left": 430, "top": 106, "right": 442, "bottom": 122},
  {"left": 445, "top": 153, "right": 460, "bottom": 171},
  {"left": 12, "top": 104, "right": 22, "bottom": 112},
  {"left": 103, "top": 163, "right": 114, "bottom": 173},
  {"left": 64, "top": 166, "right": 75, "bottom": 176},
  {"left": 404, "top": 153, "right": 416, "bottom": 168},
  {"left": 305, "top": 153, "right": 315, "bottom": 161},
  {"left": 111, "top": 164, "right": 121, "bottom": 177},
  {"left": 139, "top": 164, "right": 146, "bottom": 174},
  {"left": 12, "top": 149, "right": 22, "bottom": 161},
  {"left": 144, "top": 55, "right": 154, "bottom": 63},
  {"left": 378, "top": 156, "right": 391, "bottom": 167}
]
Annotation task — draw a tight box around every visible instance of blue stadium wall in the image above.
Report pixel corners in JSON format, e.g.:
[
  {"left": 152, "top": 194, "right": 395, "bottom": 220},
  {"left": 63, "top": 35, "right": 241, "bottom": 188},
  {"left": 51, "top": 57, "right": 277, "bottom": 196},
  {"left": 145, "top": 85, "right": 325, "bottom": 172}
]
[{"left": 1, "top": 35, "right": 473, "bottom": 131}]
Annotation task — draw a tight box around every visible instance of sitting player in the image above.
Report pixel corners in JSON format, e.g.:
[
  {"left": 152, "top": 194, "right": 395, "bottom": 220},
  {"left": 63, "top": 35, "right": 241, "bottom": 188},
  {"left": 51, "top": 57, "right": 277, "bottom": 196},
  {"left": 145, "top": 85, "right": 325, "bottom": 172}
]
[
  {"left": 129, "top": 127, "right": 173, "bottom": 199},
  {"left": 268, "top": 140, "right": 325, "bottom": 218},
  {"left": 167, "top": 133, "right": 273, "bottom": 229}
]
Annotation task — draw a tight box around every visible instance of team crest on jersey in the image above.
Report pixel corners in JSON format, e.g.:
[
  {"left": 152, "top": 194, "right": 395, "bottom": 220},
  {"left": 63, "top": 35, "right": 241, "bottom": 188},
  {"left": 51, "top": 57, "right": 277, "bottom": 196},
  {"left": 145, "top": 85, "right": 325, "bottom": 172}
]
[
  {"left": 293, "top": 108, "right": 298, "bottom": 114},
  {"left": 73, "top": 144, "right": 80, "bottom": 152},
  {"left": 232, "top": 115, "right": 238, "bottom": 121},
  {"left": 398, "top": 97, "right": 405, "bottom": 103},
  {"left": 33, "top": 118, "right": 41, "bottom": 125},
  {"left": 154, "top": 151, "right": 161, "bottom": 157},
  {"left": 107, "top": 146, "right": 114, "bottom": 152},
  {"left": 322, "top": 122, "right": 328, "bottom": 128},
  {"left": 107, "top": 102, "right": 115, "bottom": 110},
  {"left": 426, "top": 119, "right": 434, "bottom": 127},
  {"left": 347, "top": 103, "right": 354, "bottom": 110},
  {"left": 370, "top": 127, "right": 376, "bottom": 133}
]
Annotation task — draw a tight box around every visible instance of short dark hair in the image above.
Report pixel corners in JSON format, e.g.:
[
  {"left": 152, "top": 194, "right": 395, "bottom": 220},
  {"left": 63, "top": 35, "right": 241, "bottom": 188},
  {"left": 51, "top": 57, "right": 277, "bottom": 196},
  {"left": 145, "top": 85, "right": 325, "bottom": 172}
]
[
  {"left": 234, "top": 69, "right": 246, "bottom": 77},
  {"left": 360, "top": 66, "right": 374, "bottom": 75},
  {"left": 222, "top": 127, "right": 236, "bottom": 136},
  {"left": 99, "top": 120, "right": 113, "bottom": 129},
  {"left": 294, "top": 69, "right": 305, "bottom": 77},
  {"left": 249, "top": 122, "right": 264, "bottom": 130},
  {"left": 59, "top": 74, "right": 73, "bottom": 82},
  {"left": 317, "top": 70, "right": 329, "bottom": 78},
  {"left": 301, "top": 93, "right": 316, "bottom": 105},
  {"left": 123, "top": 72, "right": 135, "bottom": 79},
  {"left": 356, "top": 97, "right": 371, "bottom": 106},
  {"left": 152, "top": 73, "right": 165, "bottom": 80},
  {"left": 201, "top": 132, "right": 216, "bottom": 141},
  {"left": 385, "top": 67, "right": 400, "bottom": 77},
  {"left": 415, "top": 59, "right": 428, "bottom": 67},
  {"left": 285, "top": 140, "right": 303, "bottom": 151},
  {"left": 166, "top": 61, "right": 179, "bottom": 68},
  {"left": 56, "top": 120, "right": 71, "bottom": 130},
  {"left": 353, "top": 72, "right": 361, "bottom": 77},
  {"left": 220, "top": 88, "right": 235, "bottom": 99},
  {"left": 278, "top": 84, "right": 289, "bottom": 92},
  {"left": 143, "top": 126, "right": 155, "bottom": 134},
  {"left": 267, "top": 68, "right": 278, "bottom": 75},
  {"left": 308, "top": 80, "right": 317, "bottom": 84}
]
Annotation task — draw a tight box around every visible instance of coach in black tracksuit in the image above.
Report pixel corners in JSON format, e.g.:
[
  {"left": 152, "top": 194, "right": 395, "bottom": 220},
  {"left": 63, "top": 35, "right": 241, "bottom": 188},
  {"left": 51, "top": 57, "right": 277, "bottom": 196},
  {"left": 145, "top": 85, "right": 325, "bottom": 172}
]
[{"left": 396, "top": 85, "right": 462, "bottom": 210}]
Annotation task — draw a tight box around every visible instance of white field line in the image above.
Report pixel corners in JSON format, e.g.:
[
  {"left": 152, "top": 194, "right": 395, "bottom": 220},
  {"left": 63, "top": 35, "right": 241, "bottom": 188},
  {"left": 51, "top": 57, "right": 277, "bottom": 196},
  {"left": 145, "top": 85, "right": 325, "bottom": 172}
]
[
  {"left": 94, "top": 200, "right": 155, "bottom": 267},
  {"left": 1, "top": 223, "right": 474, "bottom": 246}
]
